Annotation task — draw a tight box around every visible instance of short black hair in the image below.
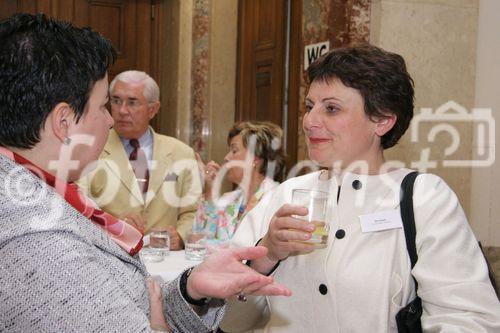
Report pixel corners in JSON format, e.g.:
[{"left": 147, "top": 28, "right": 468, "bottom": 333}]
[
  {"left": 0, "top": 13, "right": 116, "bottom": 149},
  {"left": 307, "top": 44, "right": 414, "bottom": 149}
]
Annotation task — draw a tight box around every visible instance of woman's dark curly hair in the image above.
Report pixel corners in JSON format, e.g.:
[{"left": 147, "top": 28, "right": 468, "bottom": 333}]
[{"left": 307, "top": 44, "right": 414, "bottom": 149}]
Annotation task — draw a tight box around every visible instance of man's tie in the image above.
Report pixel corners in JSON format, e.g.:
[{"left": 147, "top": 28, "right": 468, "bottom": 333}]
[{"left": 129, "top": 139, "right": 149, "bottom": 195}]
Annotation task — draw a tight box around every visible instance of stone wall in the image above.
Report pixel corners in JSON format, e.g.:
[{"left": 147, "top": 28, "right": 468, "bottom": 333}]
[
  {"left": 371, "top": 0, "right": 479, "bottom": 218},
  {"left": 297, "top": 0, "right": 371, "bottom": 161}
]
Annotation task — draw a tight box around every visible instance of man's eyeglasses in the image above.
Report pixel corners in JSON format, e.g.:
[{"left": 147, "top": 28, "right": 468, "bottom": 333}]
[{"left": 110, "top": 97, "right": 150, "bottom": 109}]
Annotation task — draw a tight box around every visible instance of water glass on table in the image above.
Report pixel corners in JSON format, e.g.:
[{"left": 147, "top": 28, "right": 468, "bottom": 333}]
[
  {"left": 140, "top": 230, "right": 170, "bottom": 263},
  {"left": 206, "top": 238, "right": 229, "bottom": 254},
  {"left": 291, "top": 189, "right": 329, "bottom": 248},
  {"left": 185, "top": 231, "right": 207, "bottom": 261}
]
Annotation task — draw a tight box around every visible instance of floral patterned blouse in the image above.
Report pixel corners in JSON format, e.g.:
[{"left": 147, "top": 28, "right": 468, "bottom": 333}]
[{"left": 194, "top": 177, "right": 278, "bottom": 245}]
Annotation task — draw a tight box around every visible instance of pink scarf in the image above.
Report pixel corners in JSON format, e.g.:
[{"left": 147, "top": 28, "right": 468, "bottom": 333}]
[{"left": 0, "top": 147, "right": 143, "bottom": 256}]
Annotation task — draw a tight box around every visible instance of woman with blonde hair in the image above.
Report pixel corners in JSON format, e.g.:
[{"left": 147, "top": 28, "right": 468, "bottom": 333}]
[{"left": 196, "top": 121, "right": 285, "bottom": 247}]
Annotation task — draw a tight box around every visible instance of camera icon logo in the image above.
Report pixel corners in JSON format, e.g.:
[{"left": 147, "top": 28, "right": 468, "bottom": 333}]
[{"left": 410, "top": 100, "right": 495, "bottom": 169}]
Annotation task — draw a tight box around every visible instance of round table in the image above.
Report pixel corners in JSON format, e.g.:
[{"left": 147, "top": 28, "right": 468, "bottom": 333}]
[{"left": 143, "top": 250, "right": 202, "bottom": 282}]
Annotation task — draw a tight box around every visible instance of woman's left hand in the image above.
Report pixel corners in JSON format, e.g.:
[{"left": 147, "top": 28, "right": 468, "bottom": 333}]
[
  {"left": 186, "top": 246, "right": 292, "bottom": 301},
  {"left": 146, "top": 278, "right": 171, "bottom": 332}
]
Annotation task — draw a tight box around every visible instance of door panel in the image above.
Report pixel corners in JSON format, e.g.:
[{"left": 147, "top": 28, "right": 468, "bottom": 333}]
[
  {"left": 237, "top": 0, "right": 286, "bottom": 124},
  {"left": 255, "top": 67, "right": 272, "bottom": 121},
  {"left": 256, "top": 0, "right": 278, "bottom": 49},
  {"left": 0, "top": 0, "right": 17, "bottom": 18},
  {"left": 237, "top": 0, "right": 301, "bottom": 169},
  {"left": 73, "top": 0, "right": 154, "bottom": 82}
]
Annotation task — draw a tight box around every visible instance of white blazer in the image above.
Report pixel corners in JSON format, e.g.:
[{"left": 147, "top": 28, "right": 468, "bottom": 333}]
[{"left": 223, "top": 169, "right": 500, "bottom": 333}]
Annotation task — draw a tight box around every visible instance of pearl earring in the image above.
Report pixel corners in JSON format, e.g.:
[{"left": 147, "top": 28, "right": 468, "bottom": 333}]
[{"left": 63, "top": 137, "right": 72, "bottom": 145}]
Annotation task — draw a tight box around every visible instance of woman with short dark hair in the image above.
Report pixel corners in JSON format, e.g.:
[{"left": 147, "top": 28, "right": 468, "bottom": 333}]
[
  {"left": 221, "top": 45, "right": 500, "bottom": 332},
  {"left": 0, "top": 13, "right": 290, "bottom": 333}
]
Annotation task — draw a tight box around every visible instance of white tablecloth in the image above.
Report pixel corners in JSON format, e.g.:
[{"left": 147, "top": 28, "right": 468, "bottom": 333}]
[{"left": 143, "top": 250, "right": 202, "bottom": 282}]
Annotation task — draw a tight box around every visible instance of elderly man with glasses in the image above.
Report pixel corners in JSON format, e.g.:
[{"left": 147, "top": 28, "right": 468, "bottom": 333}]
[{"left": 78, "top": 70, "right": 199, "bottom": 250}]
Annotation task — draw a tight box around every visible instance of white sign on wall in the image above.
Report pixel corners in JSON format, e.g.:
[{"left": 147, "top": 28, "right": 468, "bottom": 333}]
[{"left": 304, "top": 41, "right": 330, "bottom": 70}]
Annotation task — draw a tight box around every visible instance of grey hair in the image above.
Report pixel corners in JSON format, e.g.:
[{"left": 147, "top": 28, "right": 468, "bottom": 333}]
[{"left": 109, "top": 70, "right": 160, "bottom": 102}]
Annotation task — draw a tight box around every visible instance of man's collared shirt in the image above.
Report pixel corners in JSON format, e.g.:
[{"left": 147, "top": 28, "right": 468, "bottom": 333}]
[{"left": 120, "top": 128, "right": 154, "bottom": 168}]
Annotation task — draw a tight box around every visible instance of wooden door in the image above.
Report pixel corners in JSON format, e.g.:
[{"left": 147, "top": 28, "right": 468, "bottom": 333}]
[
  {"left": 0, "top": 0, "right": 162, "bottom": 129},
  {"left": 236, "top": 0, "right": 301, "bottom": 169},
  {"left": 237, "top": 0, "right": 286, "bottom": 125}
]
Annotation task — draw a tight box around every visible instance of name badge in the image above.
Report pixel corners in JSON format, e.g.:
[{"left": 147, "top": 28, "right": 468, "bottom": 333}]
[{"left": 359, "top": 210, "right": 402, "bottom": 233}]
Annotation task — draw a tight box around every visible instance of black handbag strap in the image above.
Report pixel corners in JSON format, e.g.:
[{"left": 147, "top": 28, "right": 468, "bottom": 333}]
[
  {"left": 399, "top": 171, "right": 499, "bottom": 300},
  {"left": 400, "top": 171, "right": 420, "bottom": 289}
]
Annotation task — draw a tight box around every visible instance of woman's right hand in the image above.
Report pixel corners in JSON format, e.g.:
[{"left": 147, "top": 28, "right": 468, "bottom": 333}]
[
  {"left": 203, "top": 160, "right": 220, "bottom": 188},
  {"left": 195, "top": 153, "right": 220, "bottom": 197},
  {"left": 254, "top": 204, "right": 317, "bottom": 274},
  {"left": 146, "top": 278, "right": 171, "bottom": 332},
  {"left": 186, "top": 246, "right": 291, "bottom": 302}
]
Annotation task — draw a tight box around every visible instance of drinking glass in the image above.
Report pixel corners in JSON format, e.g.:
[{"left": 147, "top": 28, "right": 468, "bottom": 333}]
[
  {"left": 292, "top": 189, "right": 329, "bottom": 247},
  {"left": 184, "top": 231, "right": 207, "bottom": 261},
  {"left": 140, "top": 230, "right": 170, "bottom": 262}
]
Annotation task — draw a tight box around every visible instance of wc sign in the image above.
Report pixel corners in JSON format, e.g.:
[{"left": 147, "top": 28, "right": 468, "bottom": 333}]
[{"left": 304, "top": 41, "right": 330, "bottom": 70}]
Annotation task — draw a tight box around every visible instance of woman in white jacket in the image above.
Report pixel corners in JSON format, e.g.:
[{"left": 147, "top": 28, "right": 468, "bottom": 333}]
[{"left": 221, "top": 44, "right": 500, "bottom": 332}]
